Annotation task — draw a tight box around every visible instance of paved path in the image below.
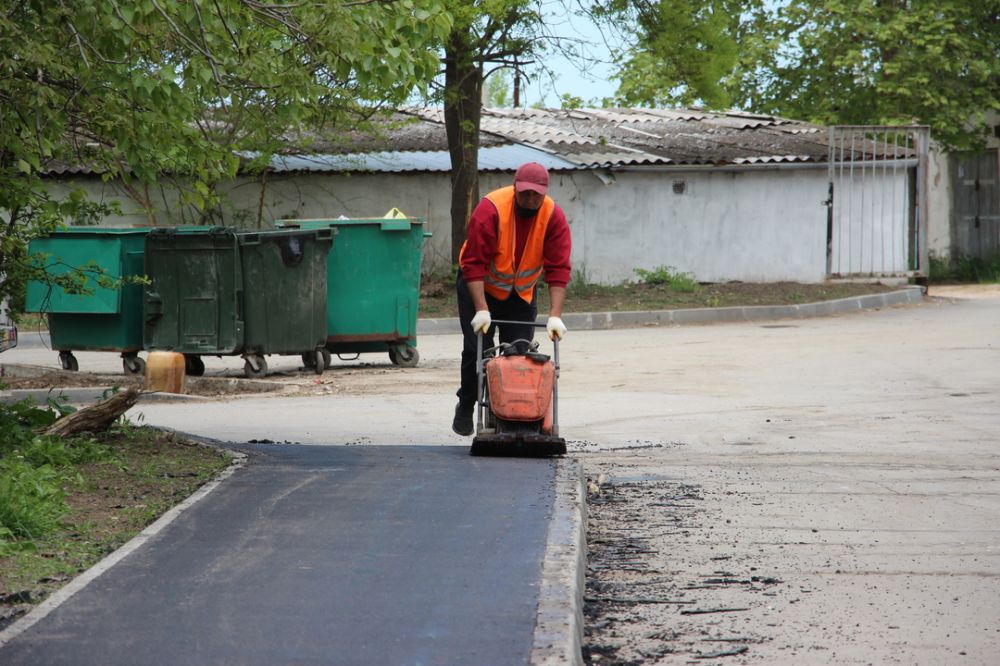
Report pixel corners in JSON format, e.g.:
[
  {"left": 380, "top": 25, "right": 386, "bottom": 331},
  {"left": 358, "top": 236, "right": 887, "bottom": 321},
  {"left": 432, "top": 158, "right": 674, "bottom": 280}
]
[{"left": 0, "top": 446, "right": 560, "bottom": 666}]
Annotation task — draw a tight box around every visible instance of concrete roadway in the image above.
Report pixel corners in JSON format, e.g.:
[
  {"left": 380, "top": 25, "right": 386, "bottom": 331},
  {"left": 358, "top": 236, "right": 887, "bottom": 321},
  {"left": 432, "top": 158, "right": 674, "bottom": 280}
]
[{"left": 2, "top": 286, "right": 999, "bottom": 663}]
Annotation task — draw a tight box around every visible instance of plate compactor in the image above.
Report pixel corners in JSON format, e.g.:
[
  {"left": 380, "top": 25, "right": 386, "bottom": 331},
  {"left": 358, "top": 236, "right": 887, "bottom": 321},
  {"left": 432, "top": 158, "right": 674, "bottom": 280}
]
[{"left": 470, "top": 319, "right": 566, "bottom": 457}]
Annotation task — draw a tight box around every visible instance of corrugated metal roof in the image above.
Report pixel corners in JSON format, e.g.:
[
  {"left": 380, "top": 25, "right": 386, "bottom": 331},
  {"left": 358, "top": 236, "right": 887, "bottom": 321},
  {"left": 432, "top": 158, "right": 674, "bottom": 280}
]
[
  {"left": 40, "top": 107, "right": 907, "bottom": 177},
  {"left": 398, "top": 107, "right": 835, "bottom": 168},
  {"left": 268, "top": 144, "right": 577, "bottom": 173}
]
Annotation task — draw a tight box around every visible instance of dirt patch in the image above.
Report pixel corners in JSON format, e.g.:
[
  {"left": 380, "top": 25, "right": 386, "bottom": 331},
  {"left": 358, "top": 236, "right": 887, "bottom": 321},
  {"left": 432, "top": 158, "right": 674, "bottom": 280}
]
[
  {"left": 0, "top": 429, "right": 232, "bottom": 629},
  {"left": 927, "top": 284, "right": 1000, "bottom": 299},
  {"left": 0, "top": 370, "right": 281, "bottom": 397},
  {"left": 419, "top": 276, "right": 901, "bottom": 319},
  {"left": 1, "top": 371, "right": 143, "bottom": 392}
]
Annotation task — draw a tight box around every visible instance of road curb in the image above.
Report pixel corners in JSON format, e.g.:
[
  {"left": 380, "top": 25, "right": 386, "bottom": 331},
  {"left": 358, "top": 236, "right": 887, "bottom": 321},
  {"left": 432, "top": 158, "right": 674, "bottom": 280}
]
[
  {"left": 418, "top": 286, "right": 926, "bottom": 335},
  {"left": 11, "top": 288, "right": 925, "bottom": 345},
  {"left": 531, "top": 457, "right": 587, "bottom": 666}
]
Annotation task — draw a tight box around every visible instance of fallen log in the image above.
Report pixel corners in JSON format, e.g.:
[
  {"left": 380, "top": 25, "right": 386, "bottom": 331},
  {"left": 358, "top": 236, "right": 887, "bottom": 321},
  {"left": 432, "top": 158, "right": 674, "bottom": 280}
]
[{"left": 43, "top": 387, "right": 140, "bottom": 437}]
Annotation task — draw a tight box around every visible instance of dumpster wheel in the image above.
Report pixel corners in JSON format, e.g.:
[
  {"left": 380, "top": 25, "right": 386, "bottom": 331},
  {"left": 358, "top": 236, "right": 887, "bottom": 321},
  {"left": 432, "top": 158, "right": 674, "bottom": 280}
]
[
  {"left": 301, "top": 349, "right": 332, "bottom": 370},
  {"left": 184, "top": 354, "right": 206, "bottom": 377},
  {"left": 122, "top": 354, "right": 146, "bottom": 376},
  {"left": 244, "top": 354, "right": 268, "bottom": 379},
  {"left": 58, "top": 351, "right": 79, "bottom": 372},
  {"left": 389, "top": 345, "right": 419, "bottom": 368},
  {"left": 311, "top": 348, "right": 326, "bottom": 375}
]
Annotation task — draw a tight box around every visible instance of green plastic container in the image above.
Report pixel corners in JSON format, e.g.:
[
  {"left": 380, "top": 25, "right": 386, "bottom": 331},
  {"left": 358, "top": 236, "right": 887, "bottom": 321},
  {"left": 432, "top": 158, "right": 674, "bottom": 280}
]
[
  {"left": 279, "top": 217, "right": 428, "bottom": 367},
  {"left": 143, "top": 227, "right": 333, "bottom": 378},
  {"left": 25, "top": 228, "right": 151, "bottom": 374}
]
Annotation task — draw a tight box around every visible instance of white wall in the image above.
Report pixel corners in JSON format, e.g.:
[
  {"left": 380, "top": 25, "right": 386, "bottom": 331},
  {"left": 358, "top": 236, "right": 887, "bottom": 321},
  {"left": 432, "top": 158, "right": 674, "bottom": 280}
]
[
  {"left": 557, "top": 168, "right": 830, "bottom": 283},
  {"left": 926, "top": 146, "right": 952, "bottom": 261},
  {"left": 47, "top": 166, "right": 834, "bottom": 284}
]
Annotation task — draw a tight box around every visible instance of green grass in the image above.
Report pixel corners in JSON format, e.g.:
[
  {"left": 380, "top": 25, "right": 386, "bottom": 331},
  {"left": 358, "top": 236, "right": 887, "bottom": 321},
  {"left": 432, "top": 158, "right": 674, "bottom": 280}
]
[
  {"left": 930, "top": 254, "right": 1000, "bottom": 283},
  {"left": 632, "top": 265, "right": 700, "bottom": 292}
]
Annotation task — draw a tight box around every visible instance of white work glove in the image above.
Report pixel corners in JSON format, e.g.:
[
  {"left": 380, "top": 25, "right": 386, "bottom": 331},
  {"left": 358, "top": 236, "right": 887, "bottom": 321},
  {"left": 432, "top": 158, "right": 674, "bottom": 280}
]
[
  {"left": 546, "top": 316, "right": 567, "bottom": 341},
  {"left": 470, "top": 310, "right": 491, "bottom": 334}
]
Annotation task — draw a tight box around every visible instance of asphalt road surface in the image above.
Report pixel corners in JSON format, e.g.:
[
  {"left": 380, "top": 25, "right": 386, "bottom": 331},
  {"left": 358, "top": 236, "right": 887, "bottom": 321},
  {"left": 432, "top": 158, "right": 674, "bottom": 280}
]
[{"left": 0, "top": 445, "right": 557, "bottom": 666}]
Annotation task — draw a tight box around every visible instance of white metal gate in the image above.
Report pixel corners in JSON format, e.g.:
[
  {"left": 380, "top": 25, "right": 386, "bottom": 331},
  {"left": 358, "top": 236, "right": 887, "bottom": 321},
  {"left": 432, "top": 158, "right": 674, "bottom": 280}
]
[{"left": 826, "top": 126, "right": 930, "bottom": 278}]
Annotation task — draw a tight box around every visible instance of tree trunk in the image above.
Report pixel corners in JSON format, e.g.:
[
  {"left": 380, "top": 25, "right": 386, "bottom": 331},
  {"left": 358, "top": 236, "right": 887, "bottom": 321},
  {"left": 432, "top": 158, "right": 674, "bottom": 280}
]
[
  {"left": 444, "top": 29, "right": 484, "bottom": 264},
  {"left": 44, "top": 387, "right": 140, "bottom": 437}
]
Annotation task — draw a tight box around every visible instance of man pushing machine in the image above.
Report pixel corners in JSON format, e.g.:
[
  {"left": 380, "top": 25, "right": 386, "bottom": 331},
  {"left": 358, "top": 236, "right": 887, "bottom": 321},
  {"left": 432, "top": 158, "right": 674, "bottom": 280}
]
[{"left": 452, "top": 162, "right": 572, "bottom": 436}]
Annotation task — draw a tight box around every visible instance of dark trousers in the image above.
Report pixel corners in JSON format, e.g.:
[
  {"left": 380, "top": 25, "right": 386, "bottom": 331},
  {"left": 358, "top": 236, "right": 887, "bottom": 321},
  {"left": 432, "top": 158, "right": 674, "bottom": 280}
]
[{"left": 456, "top": 273, "right": 537, "bottom": 406}]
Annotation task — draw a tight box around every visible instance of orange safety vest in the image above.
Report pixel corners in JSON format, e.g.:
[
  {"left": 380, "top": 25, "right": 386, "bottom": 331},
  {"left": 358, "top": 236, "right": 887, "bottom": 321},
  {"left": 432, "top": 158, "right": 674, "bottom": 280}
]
[{"left": 460, "top": 185, "right": 554, "bottom": 302}]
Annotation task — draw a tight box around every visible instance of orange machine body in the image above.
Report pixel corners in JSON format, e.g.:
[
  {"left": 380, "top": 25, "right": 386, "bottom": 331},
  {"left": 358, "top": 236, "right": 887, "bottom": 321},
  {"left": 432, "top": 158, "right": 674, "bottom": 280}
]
[{"left": 485, "top": 355, "right": 554, "bottom": 433}]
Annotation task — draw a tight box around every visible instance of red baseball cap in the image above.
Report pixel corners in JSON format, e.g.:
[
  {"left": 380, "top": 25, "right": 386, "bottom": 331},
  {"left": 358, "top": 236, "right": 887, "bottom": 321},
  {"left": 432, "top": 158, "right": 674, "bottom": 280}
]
[{"left": 514, "top": 162, "right": 549, "bottom": 195}]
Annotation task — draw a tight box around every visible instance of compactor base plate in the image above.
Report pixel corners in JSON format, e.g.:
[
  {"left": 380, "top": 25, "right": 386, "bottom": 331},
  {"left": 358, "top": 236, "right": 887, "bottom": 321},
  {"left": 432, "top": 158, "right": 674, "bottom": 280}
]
[{"left": 469, "top": 432, "right": 567, "bottom": 457}]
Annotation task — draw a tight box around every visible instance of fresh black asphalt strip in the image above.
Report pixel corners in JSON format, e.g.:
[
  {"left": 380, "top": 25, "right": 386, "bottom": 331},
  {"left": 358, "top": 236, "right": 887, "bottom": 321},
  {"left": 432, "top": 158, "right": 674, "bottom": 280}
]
[{"left": 0, "top": 445, "right": 566, "bottom": 665}]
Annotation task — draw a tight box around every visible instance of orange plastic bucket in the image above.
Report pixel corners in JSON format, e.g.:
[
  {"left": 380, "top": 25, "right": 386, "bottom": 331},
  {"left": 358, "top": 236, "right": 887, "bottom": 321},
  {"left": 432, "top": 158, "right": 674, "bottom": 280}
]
[{"left": 145, "top": 351, "right": 186, "bottom": 393}]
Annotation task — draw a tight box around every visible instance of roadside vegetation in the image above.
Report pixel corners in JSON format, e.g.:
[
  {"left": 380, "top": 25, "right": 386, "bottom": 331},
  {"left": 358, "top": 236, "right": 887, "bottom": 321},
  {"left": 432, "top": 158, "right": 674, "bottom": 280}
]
[
  {"left": 929, "top": 255, "right": 1000, "bottom": 284},
  {"left": 417, "top": 265, "right": 901, "bottom": 319},
  {"left": 0, "top": 394, "right": 231, "bottom": 628}
]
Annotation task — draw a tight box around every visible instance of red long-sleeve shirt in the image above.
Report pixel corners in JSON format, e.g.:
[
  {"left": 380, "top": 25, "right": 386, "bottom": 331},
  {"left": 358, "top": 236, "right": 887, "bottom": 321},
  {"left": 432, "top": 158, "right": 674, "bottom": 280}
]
[{"left": 460, "top": 196, "right": 572, "bottom": 293}]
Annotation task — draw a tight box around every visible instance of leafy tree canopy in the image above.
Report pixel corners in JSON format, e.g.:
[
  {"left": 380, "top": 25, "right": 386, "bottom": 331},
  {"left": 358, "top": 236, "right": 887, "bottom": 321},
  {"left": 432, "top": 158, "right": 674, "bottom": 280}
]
[
  {"left": 597, "top": 0, "right": 1000, "bottom": 149},
  {"left": 596, "top": 0, "right": 744, "bottom": 109},
  {"left": 0, "top": 0, "right": 451, "bottom": 311}
]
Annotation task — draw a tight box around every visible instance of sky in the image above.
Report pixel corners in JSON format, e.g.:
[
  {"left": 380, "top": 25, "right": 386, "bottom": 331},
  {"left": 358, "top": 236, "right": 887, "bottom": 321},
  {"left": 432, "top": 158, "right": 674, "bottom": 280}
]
[{"left": 519, "top": 1, "right": 626, "bottom": 108}]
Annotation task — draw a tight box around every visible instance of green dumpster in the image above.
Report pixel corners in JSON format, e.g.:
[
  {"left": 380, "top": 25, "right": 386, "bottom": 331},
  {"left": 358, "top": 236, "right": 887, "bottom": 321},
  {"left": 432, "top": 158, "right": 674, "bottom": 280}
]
[
  {"left": 25, "top": 228, "right": 152, "bottom": 374},
  {"left": 279, "top": 216, "right": 428, "bottom": 367},
  {"left": 143, "top": 227, "right": 333, "bottom": 378}
]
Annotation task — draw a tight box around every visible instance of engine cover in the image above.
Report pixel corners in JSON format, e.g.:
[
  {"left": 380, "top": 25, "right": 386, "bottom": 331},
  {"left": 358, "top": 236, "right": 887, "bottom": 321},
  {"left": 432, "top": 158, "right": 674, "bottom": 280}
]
[{"left": 485, "top": 354, "right": 554, "bottom": 422}]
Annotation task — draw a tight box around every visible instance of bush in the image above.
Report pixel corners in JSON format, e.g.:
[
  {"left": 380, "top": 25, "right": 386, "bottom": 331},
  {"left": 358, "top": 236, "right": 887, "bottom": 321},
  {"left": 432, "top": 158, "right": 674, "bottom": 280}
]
[
  {"left": 0, "top": 398, "right": 113, "bottom": 545},
  {"left": 955, "top": 256, "right": 1000, "bottom": 283},
  {"left": 633, "top": 265, "right": 700, "bottom": 292},
  {"left": 929, "top": 253, "right": 1000, "bottom": 283},
  {"left": 0, "top": 459, "right": 66, "bottom": 539}
]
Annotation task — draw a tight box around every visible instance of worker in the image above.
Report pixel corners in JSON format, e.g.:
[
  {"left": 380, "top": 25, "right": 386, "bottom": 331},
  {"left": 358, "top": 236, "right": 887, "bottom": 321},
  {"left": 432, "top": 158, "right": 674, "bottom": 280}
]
[{"left": 452, "top": 162, "right": 572, "bottom": 436}]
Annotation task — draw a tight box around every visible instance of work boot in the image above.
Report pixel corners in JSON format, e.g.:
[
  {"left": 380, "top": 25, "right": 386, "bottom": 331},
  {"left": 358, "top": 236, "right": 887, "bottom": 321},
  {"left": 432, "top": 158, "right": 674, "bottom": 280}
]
[{"left": 452, "top": 401, "right": 474, "bottom": 436}]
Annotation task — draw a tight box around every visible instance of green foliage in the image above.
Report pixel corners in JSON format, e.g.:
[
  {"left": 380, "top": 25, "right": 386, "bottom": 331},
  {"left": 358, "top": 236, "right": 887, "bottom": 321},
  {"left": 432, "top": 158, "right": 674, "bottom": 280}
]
[
  {"left": 560, "top": 93, "right": 586, "bottom": 110},
  {"left": 931, "top": 254, "right": 1000, "bottom": 283},
  {"left": 634, "top": 265, "right": 700, "bottom": 292},
  {"left": 0, "top": 0, "right": 452, "bottom": 313},
  {"left": 597, "top": 0, "right": 999, "bottom": 149},
  {"left": 0, "top": 398, "right": 114, "bottom": 549},
  {"left": 0, "top": 459, "right": 66, "bottom": 540},
  {"left": 754, "top": 1, "right": 1000, "bottom": 149},
  {"left": 601, "top": 0, "right": 743, "bottom": 108},
  {"left": 928, "top": 254, "right": 952, "bottom": 282},
  {"left": 484, "top": 70, "right": 513, "bottom": 107}
]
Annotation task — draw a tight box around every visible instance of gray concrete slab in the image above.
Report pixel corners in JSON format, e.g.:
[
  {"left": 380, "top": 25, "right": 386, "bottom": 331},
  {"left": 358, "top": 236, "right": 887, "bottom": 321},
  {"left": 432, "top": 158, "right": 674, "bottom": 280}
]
[{"left": 0, "top": 445, "right": 562, "bottom": 666}]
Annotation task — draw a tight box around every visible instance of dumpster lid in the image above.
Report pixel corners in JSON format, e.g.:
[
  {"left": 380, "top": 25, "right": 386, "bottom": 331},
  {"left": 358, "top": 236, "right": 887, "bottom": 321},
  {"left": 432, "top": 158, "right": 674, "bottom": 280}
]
[
  {"left": 279, "top": 217, "right": 425, "bottom": 230},
  {"left": 26, "top": 235, "right": 129, "bottom": 314}
]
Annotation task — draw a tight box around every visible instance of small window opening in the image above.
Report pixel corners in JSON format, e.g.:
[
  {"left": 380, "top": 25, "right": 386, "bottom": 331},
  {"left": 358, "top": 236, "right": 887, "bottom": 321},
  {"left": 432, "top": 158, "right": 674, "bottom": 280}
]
[{"left": 672, "top": 180, "right": 687, "bottom": 194}]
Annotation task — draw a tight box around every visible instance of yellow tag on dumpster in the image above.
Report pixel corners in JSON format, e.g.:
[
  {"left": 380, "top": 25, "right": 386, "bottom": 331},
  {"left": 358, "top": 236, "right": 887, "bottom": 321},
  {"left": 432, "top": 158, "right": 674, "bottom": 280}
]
[{"left": 383, "top": 207, "right": 408, "bottom": 219}]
